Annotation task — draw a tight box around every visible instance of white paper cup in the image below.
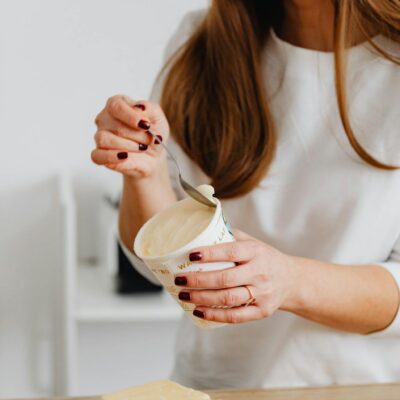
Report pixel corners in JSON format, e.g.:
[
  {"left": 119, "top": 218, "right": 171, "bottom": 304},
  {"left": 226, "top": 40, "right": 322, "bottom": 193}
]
[{"left": 134, "top": 197, "right": 234, "bottom": 329}]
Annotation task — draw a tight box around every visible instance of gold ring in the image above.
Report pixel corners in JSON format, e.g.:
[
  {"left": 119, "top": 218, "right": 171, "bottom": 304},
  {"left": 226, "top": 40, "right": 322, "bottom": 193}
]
[{"left": 243, "top": 285, "right": 256, "bottom": 307}]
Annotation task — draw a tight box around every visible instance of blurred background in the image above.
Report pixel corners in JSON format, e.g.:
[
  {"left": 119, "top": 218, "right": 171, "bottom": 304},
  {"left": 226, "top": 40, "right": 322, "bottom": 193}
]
[{"left": 0, "top": 0, "right": 207, "bottom": 397}]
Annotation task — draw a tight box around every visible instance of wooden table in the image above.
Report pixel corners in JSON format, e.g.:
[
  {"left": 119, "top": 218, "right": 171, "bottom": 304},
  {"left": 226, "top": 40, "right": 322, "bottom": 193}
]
[
  {"left": 206, "top": 384, "right": 400, "bottom": 399},
  {"left": 15, "top": 384, "right": 400, "bottom": 400}
]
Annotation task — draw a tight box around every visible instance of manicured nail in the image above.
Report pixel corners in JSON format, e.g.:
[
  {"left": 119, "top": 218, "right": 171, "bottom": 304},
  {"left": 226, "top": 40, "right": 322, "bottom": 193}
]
[
  {"left": 189, "top": 252, "right": 202, "bottom": 262},
  {"left": 134, "top": 104, "right": 145, "bottom": 111},
  {"left": 193, "top": 310, "right": 205, "bottom": 319},
  {"left": 175, "top": 276, "right": 187, "bottom": 286},
  {"left": 178, "top": 292, "right": 191, "bottom": 301},
  {"left": 155, "top": 135, "right": 163, "bottom": 144},
  {"left": 138, "top": 119, "right": 150, "bottom": 130},
  {"left": 138, "top": 143, "right": 148, "bottom": 151},
  {"left": 117, "top": 152, "right": 128, "bottom": 160}
]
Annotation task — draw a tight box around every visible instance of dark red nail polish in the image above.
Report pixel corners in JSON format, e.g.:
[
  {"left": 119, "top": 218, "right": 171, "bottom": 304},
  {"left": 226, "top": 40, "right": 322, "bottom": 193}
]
[
  {"left": 178, "top": 292, "right": 191, "bottom": 301},
  {"left": 155, "top": 135, "right": 163, "bottom": 144},
  {"left": 175, "top": 276, "right": 187, "bottom": 286},
  {"left": 134, "top": 104, "right": 145, "bottom": 111},
  {"left": 189, "top": 252, "right": 202, "bottom": 262},
  {"left": 138, "top": 119, "right": 150, "bottom": 130},
  {"left": 138, "top": 143, "right": 148, "bottom": 151},
  {"left": 193, "top": 310, "right": 205, "bottom": 319},
  {"left": 117, "top": 152, "right": 128, "bottom": 160}
]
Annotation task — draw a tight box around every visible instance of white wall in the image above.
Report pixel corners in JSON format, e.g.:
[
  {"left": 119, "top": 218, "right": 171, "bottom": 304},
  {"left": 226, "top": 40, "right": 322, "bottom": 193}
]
[{"left": 0, "top": 0, "right": 207, "bottom": 397}]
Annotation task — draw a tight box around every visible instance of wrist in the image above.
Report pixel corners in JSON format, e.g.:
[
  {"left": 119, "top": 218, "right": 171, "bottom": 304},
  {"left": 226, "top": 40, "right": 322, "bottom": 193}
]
[
  {"left": 123, "top": 171, "right": 164, "bottom": 190},
  {"left": 280, "top": 255, "right": 309, "bottom": 313},
  {"left": 121, "top": 160, "right": 177, "bottom": 210},
  {"left": 123, "top": 160, "right": 169, "bottom": 191}
]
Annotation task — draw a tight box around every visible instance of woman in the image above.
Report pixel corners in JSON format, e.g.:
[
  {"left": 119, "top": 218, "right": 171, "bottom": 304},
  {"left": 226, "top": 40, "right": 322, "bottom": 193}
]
[{"left": 91, "top": 0, "right": 400, "bottom": 390}]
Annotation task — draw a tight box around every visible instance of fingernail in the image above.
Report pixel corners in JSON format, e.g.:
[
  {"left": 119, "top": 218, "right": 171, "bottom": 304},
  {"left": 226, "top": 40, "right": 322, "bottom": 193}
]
[
  {"left": 155, "top": 135, "right": 163, "bottom": 144},
  {"left": 189, "top": 252, "right": 202, "bottom": 262},
  {"left": 138, "top": 119, "right": 150, "bottom": 130},
  {"left": 193, "top": 310, "right": 205, "bottom": 319},
  {"left": 134, "top": 104, "right": 145, "bottom": 111},
  {"left": 178, "top": 292, "right": 191, "bottom": 301},
  {"left": 117, "top": 152, "right": 128, "bottom": 160},
  {"left": 175, "top": 276, "right": 187, "bottom": 286},
  {"left": 138, "top": 143, "right": 148, "bottom": 151}
]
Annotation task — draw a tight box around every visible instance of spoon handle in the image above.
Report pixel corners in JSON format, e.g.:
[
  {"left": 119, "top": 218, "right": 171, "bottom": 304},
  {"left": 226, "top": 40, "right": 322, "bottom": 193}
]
[
  {"left": 147, "top": 130, "right": 181, "bottom": 175},
  {"left": 146, "top": 130, "right": 217, "bottom": 208}
]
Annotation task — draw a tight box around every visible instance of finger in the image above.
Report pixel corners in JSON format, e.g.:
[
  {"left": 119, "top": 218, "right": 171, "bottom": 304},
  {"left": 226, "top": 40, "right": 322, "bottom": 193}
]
[
  {"left": 105, "top": 153, "right": 155, "bottom": 176},
  {"left": 97, "top": 96, "right": 166, "bottom": 144},
  {"left": 175, "top": 264, "right": 253, "bottom": 289},
  {"left": 106, "top": 96, "right": 152, "bottom": 131},
  {"left": 111, "top": 122, "right": 153, "bottom": 145},
  {"left": 91, "top": 149, "right": 139, "bottom": 165},
  {"left": 179, "top": 286, "right": 256, "bottom": 307},
  {"left": 98, "top": 113, "right": 164, "bottom": 147},
  {"left": 193, "top": 305, "right": 263, "bottom": 324},
  {"left": 94, "top": 130, "right": 151, "bottom": 152},
  {"left": 188, "top": 241, "right": 257, "bottom": 264},
  {"left": 126, "top": 98, "right": 165, "bottom": 126},
  {"left": 124, "top": 97, "right": 151, "bottom": 112}
]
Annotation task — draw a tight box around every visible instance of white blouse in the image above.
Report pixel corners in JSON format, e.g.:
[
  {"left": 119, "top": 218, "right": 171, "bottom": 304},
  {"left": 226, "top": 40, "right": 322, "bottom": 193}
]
[{"left": 120, "top": 10, "right": 400, "bottom": 389}]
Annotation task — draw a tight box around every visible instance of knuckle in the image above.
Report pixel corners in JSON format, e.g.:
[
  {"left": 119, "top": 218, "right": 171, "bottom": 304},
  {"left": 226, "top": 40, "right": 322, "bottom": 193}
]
[
  {"left": 219, "top": 270, "right": 233, "bottom": 288},
  {"left": 107, "top": 95, "right": 122, "bottom": 105},
  {"left": 95, "top": 131, "right": 107, "bottom": 148},
  {"left": 190, "top": 273, "right": 201, "bottom": 288},
  {"left": 226, "top": 310, "right": 240, "bottom": 324},
  {"left": 114, "top": 124, "right": 126, "bottom": 137},
  {"left": 258, "top": 272, "right": 269, "bottom": 284},
  {"left": 222, "top": 290, "right": 237, "bottom": 306},
  {"left": 90, "top": 150, "right": 99, "bottom": 164},
  {"left": 227, "top": 244, "right": 240, "bottom": 261},
  {"left": 94, "top": 113, "right": 101, "bottom": 126},
  {"left": 108, "top": 98, "right": 124, "bottom": 116}
]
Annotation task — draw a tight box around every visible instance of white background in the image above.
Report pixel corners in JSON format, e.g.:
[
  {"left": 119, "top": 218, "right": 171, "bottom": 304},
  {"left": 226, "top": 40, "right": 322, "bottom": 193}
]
[{"left": 0, "top": 0, "right": 207, "bottom": 397}]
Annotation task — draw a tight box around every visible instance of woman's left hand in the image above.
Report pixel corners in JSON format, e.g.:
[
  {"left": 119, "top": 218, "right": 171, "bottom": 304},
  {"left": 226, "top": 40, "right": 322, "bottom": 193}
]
[{"left": 175, "top": 229, "right": 299, "bottom": 324}]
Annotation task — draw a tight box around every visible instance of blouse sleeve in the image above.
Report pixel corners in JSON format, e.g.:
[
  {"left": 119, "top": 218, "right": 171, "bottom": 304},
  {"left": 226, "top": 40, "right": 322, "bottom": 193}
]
[
  {"left": 117, "top": 10, "right": 206, "bottom": 284},
  {"left": 369, "top": 234, "right": 400, "bottom": 337}
]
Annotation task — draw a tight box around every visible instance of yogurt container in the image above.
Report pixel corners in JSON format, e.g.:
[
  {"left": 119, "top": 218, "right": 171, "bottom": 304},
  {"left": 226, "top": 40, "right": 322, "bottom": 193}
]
[{"left": 134, "top": 185, "right": 234, "bottom": 329}]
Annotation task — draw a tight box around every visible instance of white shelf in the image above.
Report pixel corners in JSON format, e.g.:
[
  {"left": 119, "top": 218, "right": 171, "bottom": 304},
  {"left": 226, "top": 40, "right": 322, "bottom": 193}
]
[{"left": 74, "top": 265, "right": 183, "bottom": 322}]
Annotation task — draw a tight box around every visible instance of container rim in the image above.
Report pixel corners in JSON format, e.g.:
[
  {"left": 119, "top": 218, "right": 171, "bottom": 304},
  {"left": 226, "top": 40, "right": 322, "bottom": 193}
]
[{"left": 133, "top": 197, "right": 222, "bottom": 262}]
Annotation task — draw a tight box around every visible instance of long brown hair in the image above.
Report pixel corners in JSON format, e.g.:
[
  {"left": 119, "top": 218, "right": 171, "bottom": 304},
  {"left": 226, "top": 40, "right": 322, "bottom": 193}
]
[{"left": 161, "top": 0, "right": 400, "bottom": 199}]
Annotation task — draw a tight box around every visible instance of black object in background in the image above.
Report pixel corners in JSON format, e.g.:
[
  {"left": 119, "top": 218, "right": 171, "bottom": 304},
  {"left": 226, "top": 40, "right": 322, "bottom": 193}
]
[{"left": 116, "top": 242, "right": 162, "bottom": 294}]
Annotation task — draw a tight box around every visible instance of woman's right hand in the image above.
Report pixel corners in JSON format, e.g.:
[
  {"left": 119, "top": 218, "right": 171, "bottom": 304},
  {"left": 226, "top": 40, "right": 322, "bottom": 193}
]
[{"left": 91, "top": 94, "right": 170, "bottom": 179}]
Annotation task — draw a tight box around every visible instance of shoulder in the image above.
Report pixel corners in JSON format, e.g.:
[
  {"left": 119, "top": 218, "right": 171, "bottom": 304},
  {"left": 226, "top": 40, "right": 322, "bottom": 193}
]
[
  {"left": 163, "top": 9, "right": 208, "bottom": 60},
  {"left": 350, "top": 38, "right": 400, "bottom": 164},
  {"left": 149, "top": 9, "right": 207, "bottom": 103}
]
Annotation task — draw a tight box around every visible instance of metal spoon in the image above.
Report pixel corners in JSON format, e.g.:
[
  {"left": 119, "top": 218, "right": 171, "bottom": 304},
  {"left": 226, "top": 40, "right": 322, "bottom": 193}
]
[{"left": 147, "top": 130, "right": 217, "bottom": 208}]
